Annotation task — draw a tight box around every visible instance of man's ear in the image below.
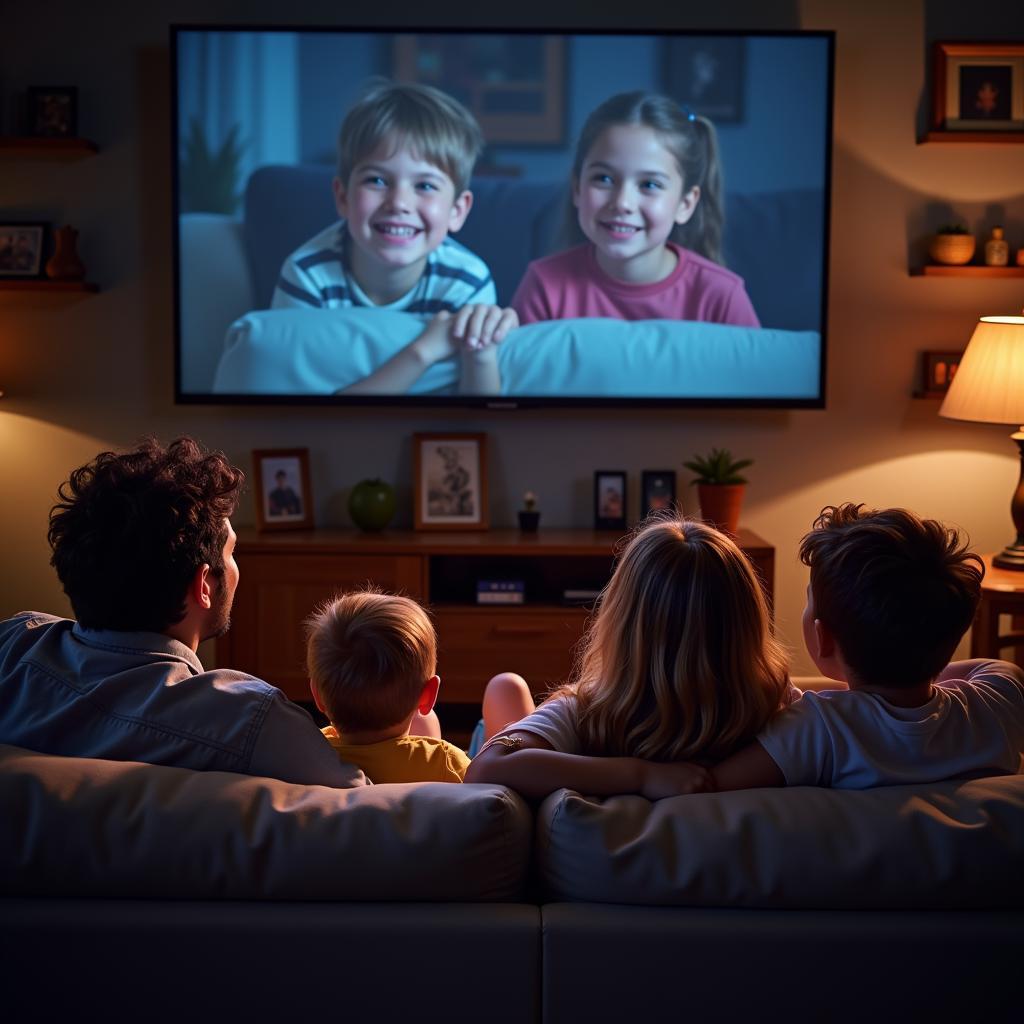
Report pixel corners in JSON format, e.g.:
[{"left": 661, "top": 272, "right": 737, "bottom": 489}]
[
  {"left": 674, "top": 185, "right": 701, "bottom": 225},
  {"left": 189, "top": 563, "right": 213, "bottom": 611},
  {"left": 447, "top": 190, "right": 473, "bottom": 234},
  {"left": 332, "top": 175, "right": 349, "bottom": 219},
  {"left": 417, "top": 674, "right": 441, "bottom": 716},
  {"left": 813, "top": 618, "right": 836, "bottom": 660},
  {"left": 309, "top": 679, "right": 326, "bottom": 716}
]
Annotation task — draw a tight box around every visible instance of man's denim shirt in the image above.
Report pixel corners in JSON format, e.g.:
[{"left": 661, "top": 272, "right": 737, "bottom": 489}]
[{"left": 0, "top": 612, "right": 366, "bottom": 787}]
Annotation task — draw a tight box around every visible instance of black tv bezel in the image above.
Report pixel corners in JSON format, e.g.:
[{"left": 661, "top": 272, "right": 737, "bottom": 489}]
[{"left": 170, "top": 24, "right": 834, "bottom": 411}]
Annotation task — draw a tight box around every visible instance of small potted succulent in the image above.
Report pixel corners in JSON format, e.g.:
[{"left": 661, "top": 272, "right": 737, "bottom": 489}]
[
  {"left": 682, "top": 448, "right": 752, "bottom": 537},
  {"left": 929, "top": 223, "right": 975, "bottom": 266},
  {"left": 518, "top": 491, "right": 540, "bottom": 533}
]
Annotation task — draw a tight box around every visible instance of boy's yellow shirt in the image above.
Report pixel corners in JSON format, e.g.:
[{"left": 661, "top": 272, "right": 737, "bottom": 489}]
[{"left": 321, "top": 725, "right": 470, "bottom": 784}]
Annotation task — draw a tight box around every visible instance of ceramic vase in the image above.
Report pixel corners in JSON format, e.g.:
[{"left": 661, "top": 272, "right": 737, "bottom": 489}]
[{"left": 45, "top": 225, "right": 86, "bottom": 280}]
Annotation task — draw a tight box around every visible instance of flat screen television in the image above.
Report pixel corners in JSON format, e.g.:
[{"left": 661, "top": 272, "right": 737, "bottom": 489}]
[{"left": 172, "top": 25, "right": 833, "bottom": 408}]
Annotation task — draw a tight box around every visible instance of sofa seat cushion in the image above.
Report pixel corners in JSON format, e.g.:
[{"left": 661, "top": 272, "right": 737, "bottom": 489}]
[
  {"left": 537, "top": 776, "right": 1024, "bottom": 908},
  {"left": 0, "top": 744, "right": 531, "bottom": 900}
]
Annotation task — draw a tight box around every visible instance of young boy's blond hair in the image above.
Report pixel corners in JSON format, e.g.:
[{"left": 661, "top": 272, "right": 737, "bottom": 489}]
[
  {"left": 337, "top": 78, "right": 484, "bottom": 196},
  {"left": 305, "top": 589, "right": 437, "bottom": 734}
]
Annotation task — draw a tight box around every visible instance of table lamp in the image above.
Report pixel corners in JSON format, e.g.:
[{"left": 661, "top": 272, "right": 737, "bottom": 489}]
[{"left": 939, "top": 315, "right": 1024, "bottom": 570}]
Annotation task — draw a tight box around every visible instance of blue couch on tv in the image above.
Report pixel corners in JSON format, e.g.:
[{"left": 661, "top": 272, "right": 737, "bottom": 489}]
[{"left": 179, "top": 165, "right": 826, "bottom": 398}]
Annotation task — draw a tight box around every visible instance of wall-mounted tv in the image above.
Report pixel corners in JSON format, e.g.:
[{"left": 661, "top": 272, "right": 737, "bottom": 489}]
[{"left": 172, "top": 25, "right": 832, "bottom": 408}]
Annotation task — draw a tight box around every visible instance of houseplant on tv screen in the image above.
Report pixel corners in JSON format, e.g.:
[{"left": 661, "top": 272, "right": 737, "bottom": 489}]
[{"left": 683, "top": 448, "right": 752, "bottom": 537}]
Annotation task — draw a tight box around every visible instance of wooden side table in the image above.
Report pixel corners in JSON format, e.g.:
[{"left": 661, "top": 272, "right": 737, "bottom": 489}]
[{"left": 970, "top": 555, "right": 1024, "bottom": 665}]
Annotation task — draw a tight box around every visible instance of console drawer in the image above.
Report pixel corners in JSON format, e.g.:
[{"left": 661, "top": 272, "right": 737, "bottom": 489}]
[{"left": 432, "top": 606, "right": 591, "bottom": 703}]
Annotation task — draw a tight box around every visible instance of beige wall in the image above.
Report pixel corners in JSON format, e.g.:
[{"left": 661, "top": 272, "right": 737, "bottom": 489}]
[{"left": 2, "top": 1, "right": 1023, "bottom": 677}]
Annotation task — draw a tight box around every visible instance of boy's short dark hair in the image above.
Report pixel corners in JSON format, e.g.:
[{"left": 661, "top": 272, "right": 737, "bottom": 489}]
[
  {"left": 305, "top": 589, "right": 437, "bottom": 734},
  {"left": 799, "top": 503, "right": 984, "bottom": 688},
  {"left": 48, "top": 437, "right": 243, "bottom": 632},
  {"left": 337, "top": 78, "right": 483, "bottom": 195}
]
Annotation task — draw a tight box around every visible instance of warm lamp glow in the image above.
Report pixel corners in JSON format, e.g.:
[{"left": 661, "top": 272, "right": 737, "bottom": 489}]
[
  {"left": 939, "top": 317, "right": 1024, "bottom": 426},
  {"left": 939, "top": 315, "right": 1024, "bottom": 570}
]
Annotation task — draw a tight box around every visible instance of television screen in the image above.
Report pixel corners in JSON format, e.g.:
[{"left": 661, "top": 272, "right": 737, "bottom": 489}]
[{"left": 172, "top": 26, "right": 832, "bottom": 408}]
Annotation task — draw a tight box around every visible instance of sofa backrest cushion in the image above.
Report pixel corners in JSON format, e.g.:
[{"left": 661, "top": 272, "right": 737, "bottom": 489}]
[
  {"left": 214, "top": 307, "right": 820, "bottom": 400},
  {"left": 242, "top": 164, "right": 823, "bottom": 329},
  {"left": 536, "top": 776, "right": 1024, "bottom": 909},
  {"left": 0, "top": 744, "right": 531, "bottom": 901}
]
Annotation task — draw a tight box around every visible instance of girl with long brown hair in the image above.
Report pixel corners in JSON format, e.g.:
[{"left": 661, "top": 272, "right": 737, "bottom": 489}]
[{"left": 465, "top": 515, "right": 790, "bottom": 798}]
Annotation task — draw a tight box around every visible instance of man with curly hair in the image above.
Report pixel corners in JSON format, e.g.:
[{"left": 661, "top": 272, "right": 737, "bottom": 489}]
[{"left": 0, "top": 437, "right": 366, "bottom": 787}]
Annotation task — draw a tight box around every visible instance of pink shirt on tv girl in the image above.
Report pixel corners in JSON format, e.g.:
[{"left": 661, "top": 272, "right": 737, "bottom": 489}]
[{"left": 511, "top": 242, "right": 760, "bottom": 327}]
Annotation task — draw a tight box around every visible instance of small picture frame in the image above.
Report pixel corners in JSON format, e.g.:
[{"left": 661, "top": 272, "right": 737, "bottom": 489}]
[
  {"left": 931, "top": 43, "right": 1024, "bottom": 133},
  {"left": 641, "top": 470, "right": 677, "bottom": 519},
  {"left": 594, "top": 470, "right": 627, "bottom": 531},
  {"left": 0, "top": 223, "right": 47, "bottom": 278},
  {"left": 920, "top": 351, "right": 963, "bottom": 397},
  {"left": 26, "top": 86, "right": 78, "bottom": 138},
  {"left": 252, "top": 448, "right": 313, "bottom": 531},
  {"left": 414, "top": 432, "right": 488, "bottom": 531},
  {"left": 662, "top": 37, "right": 745, "bottom": 122}
]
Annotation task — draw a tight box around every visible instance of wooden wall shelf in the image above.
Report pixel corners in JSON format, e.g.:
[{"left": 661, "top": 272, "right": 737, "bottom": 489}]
[
  {"left": 0, "top": 137, "right": 98, "bottom": 159},
  {"left": 911, "top": 265, "right": 1024, "bottom": 278},
  {"left": 0, "top": 280, "right": 100, "bottom": 304},
  {"left": 0, "top": 279, "right": 98, "bottom": 292},
  {"left": 919, "top": 131, "right": 1024, "bottom": 144},
  {"left": 218, "top": 527, "right": 776, "bottom": 703}
]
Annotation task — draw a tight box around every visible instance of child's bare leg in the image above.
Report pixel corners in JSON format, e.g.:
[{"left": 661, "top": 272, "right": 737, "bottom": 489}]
[
  {"left": 409, "top": 710, "right": 442, "bottom": 739},
  {"left": 483, "top": 672, "right": 535, "bottom": 739}
]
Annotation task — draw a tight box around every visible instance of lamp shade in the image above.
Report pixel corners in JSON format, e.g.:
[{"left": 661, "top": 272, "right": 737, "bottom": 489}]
[{"left": 939, "top": 316, "right": 1024, "bottom": 425}]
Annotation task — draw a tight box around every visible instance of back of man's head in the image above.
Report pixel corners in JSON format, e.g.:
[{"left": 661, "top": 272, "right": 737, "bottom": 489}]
[
  {"left": 305, "top": 589, "right": 437, "bottom": 734},
  {"left": 799, "top": 503, "right": 984, "bottom": 688},
  {"left": 48, "top": 436, "right": 244, "bottom": 632}
]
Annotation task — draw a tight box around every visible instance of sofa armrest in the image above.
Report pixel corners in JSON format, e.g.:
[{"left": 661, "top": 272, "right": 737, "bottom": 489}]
[{"left": 178, "top": 213, "right": 255, "bottom": 394}]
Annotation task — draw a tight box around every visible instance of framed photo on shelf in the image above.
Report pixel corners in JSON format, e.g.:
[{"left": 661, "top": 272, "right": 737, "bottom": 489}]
[
  {"left": 919, "top": 350, "right": 963, "bottom": 397},
  {"left": 662, "top": 37, "right": 745, "bottom": 122},
  {"left": 640, "top": 470, "right": 677, "bottom": 519},
  {"left": 0, "top": 223, "right": 47, "bottom": 278},
  {"left": 392, "top": 34, "right": 566, "bottom": 144},
  {"left": 26, "top": 86, "right": 78, "bottom": 138},
  {"left": 594, "top": 470, "right": 627, "bottom": 531},
  {"left": 252, "top": 448, "right": 313, "bottom": 531},
  {"left": 931, "top": 42, "right": 1024, "bottom": 132},
  {"left": 414, "top": 432, "right": 488, "bottom": 531}
]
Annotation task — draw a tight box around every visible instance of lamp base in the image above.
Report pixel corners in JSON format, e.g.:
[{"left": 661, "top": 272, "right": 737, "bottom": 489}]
[
  {"left": 992, "top": 543, "right": 1024, "bottom": 571},
  {"left": 993, "top": 431, "right": 1024, "bottom": 571}
]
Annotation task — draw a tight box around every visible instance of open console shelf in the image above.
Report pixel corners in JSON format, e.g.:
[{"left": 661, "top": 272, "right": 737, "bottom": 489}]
[{"left": 219, "top": 527, "right": 775, "bottom": 704}]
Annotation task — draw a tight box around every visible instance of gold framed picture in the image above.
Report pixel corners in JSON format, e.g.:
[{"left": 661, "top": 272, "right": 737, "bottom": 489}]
[
  {"left": 252, "top": 448, "right": 313, "bottom": 531},
  {"left": 413, "top": 432, "right": 488, "bottom": 531},
  {"left": 932, "top": 42, "right": 1024, "bottom": 133}
]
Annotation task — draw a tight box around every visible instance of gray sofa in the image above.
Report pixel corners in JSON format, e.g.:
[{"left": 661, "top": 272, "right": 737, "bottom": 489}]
[{"left": 3, "top": 742, "right": 1022, "bottom": 1022}]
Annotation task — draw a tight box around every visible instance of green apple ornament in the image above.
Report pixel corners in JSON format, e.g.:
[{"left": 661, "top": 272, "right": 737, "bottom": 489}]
[{"left": 348, "top": 478, "right": 396, "bottom": 532}]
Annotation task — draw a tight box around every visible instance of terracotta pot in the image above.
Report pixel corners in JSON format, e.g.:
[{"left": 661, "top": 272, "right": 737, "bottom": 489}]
[
  {"left": 928, "top": 233, "right": 975, "bottom": 266},
  {"left": 697, "top": 483, "right": 745, "bottom": 537}
]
